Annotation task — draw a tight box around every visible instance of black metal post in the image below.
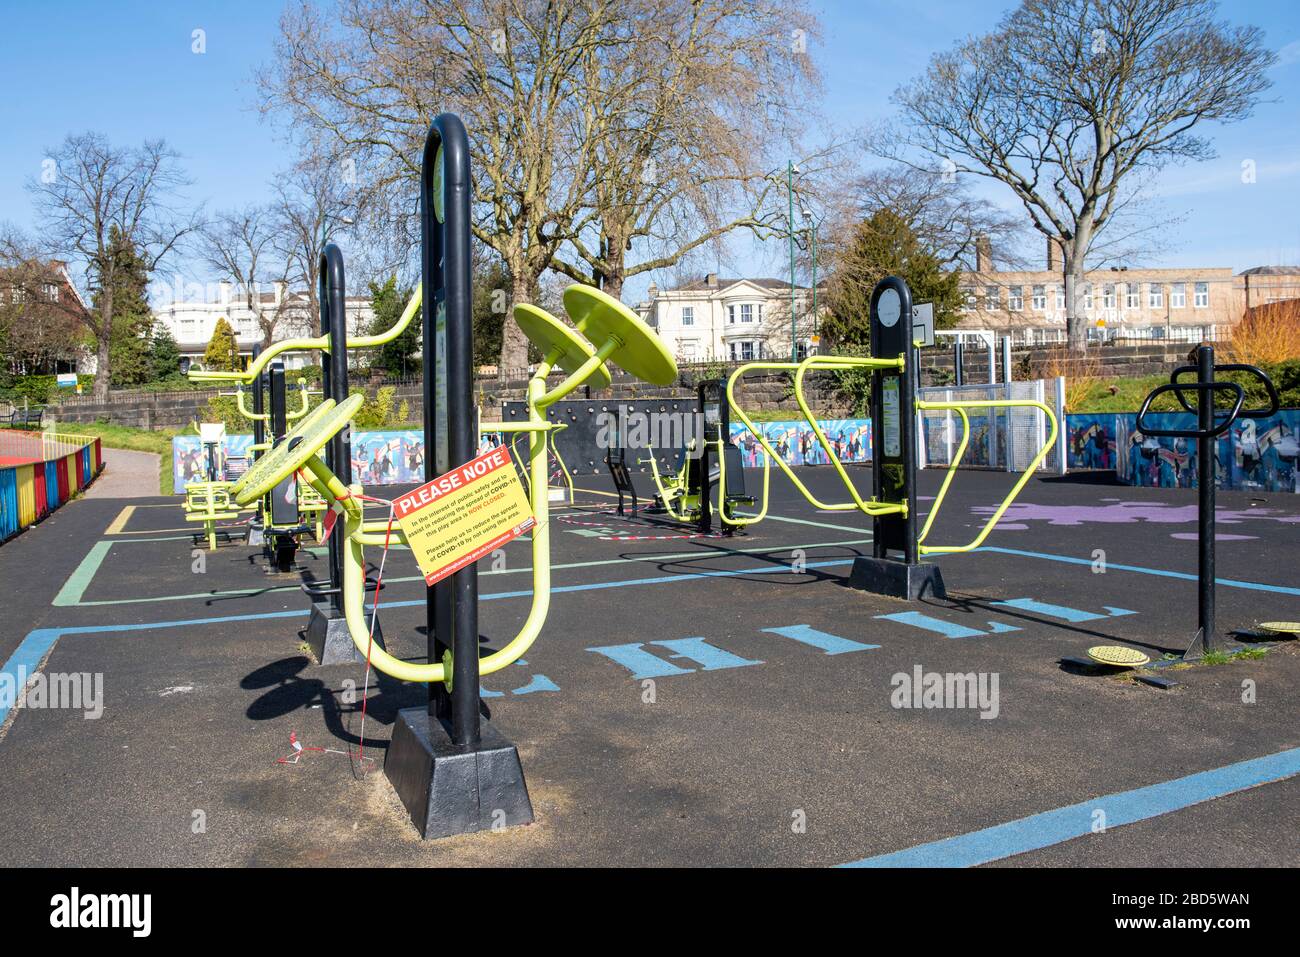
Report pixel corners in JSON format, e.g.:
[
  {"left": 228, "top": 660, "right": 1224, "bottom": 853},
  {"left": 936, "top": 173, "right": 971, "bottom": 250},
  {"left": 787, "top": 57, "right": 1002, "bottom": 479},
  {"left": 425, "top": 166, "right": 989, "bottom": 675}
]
[
  {"left": 850, "top": 275, "right": 944, "bottom": 599},
  {"left": 421, "top": 113, "right": 480, "bottom": 750},
  {"left": 953, "top": 339, "right": 965, "bottom": 387},
  {"left": 320, "top": 245, "right": 351, "bottom": 617},
  {"left": 1196, "top": 344, "right": 1216, "bottom": 653}
]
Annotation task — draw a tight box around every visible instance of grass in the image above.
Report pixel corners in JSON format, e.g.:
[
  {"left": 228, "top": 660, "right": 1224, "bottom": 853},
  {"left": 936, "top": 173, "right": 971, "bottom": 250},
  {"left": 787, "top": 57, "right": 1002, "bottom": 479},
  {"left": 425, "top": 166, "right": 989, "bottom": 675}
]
[{"left": 54, "top": 422, "right": 182, "bottom": 495}]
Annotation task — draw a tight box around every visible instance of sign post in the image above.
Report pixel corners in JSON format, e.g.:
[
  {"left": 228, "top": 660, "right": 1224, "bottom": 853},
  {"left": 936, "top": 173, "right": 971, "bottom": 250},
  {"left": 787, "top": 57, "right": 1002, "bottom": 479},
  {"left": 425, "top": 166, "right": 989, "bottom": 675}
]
[{"left": 849, "top": 276, "right": 946, "bottom": 599}]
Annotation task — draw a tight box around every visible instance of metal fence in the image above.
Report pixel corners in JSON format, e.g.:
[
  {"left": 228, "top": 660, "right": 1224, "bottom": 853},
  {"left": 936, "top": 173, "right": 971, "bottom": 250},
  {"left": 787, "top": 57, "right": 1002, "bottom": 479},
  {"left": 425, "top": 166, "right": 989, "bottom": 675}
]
[{"left": 917, "top": 378, "right": 1066, "bottom": 474}]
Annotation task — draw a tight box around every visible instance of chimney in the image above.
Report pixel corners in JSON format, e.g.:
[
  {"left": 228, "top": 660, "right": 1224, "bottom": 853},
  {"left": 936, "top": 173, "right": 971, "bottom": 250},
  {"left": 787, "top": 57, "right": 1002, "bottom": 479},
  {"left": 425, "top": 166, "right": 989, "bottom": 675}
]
[
  {"left": 975, "top": 236, "right": 993, "bottom": 274},
  {"left": 705, "top": 273, "right": 718, "bottom": 289},
  {"left": 1047, "top": 237, "right": 1065, "bottom": 271}
]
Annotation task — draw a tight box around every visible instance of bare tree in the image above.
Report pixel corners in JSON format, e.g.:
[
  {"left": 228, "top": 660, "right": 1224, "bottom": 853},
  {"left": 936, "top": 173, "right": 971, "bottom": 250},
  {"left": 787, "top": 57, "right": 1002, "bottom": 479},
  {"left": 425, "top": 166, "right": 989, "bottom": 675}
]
[
  {"left": 889, "top": 0, "right": 1275, "bottom": 351},
  {"left": 258, "top": 0, "right": 825, "bottom": 374},
  {"left": 840, "top": 168, "right": 1025, "bottom": 271},
  {"left": 194, "top": 205, "right": 293, "bottom": 350},
  {"left": 553, "top": 0, "right": 822, "bottom": 300},
  {"left": 271, "top": 153, "right": 360, "bottom": 341},
  {"left": 0, "top": 227, "right": 88, "bottom": 377},
  {"left": 28, "top": 133, "right": 198, "bottom": 399}
]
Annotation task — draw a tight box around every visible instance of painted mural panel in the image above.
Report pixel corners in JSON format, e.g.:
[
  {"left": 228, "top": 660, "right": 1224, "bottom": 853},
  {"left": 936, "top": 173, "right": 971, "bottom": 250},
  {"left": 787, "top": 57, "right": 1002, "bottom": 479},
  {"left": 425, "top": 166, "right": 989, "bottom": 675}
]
[{"left": 728, "top": 420, "right": 872, "bottom": 468}]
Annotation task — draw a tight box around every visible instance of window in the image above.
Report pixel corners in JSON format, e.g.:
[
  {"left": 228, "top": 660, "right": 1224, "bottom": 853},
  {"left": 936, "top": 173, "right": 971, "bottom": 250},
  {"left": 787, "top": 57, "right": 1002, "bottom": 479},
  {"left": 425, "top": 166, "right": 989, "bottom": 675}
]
[
  {"left": 42, "top": 282, "right": 59, "bottom": 302},
  {"left": 1194, "top": 282, "right": 1209, "bottom": 308},
  {"left": 757, "top": 303, "right": 764, "bottom": 324},
  {"left": 1103, "top": 284, "right": 1115, "bottom": 309},
  {"left": 680, "top": 341, "right": 696, "bottom": 359},
  {"left": 1149, "top": 284, "right": 1164, "bottom": 308},
  {"left": 740, "top": 304, "right": 753, "bottom": 323},
  {"left": 727, "top": 305, "right": 736, "bottom": 324},
  {"left": 1055, "top": 287, "right": 1065, "bottom": 310},
  {"left": 1031, "top": 285, "right": 1046, "bottom": 310},
  {"left": 728, "top": 340, "right": 756, "bottom": 362},
  {"left": 1008, "top": 285, "right": 1024, "bottom": 311},
  {"left": 681, "top": 306, "right": 694, "bottom": 327},
  {"left": 1083, "top": 284, "right": 1093, "bottom": 310},
  {"left": 1126, "top": 284, "right": 1139, "bottom": 309},
  {"left": 1171, "top": 283, "right": 1186, "bottom": 308},
  {"left": 11, "top": 285, "right": 27, "bottom": 304},
  {"left": 984, "top": 286, "right": 1000, "bottom": 310},
  {"left": 960, "top": 287, "right": 976, "bottom": 311}
]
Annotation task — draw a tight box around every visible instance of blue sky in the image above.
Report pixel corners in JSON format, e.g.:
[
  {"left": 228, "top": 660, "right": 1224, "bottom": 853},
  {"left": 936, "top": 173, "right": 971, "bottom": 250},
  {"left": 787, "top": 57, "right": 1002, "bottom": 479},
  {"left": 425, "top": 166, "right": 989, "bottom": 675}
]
[{"left": 0, "top": 0, "right": 1297, "bottom": 303}]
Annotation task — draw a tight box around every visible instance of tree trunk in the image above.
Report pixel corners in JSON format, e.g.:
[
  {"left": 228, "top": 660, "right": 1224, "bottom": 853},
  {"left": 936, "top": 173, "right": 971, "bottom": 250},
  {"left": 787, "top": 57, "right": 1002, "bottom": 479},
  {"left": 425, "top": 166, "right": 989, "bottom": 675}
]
[
  {"left": 499, "top": 272, "right": 532, "bottom": 376},
  {"left": 1065, "top": 227, "right": 1092, "bottom": 354},
  {"left": 93, "top": 333, "right": 111, "bottom": 401}
]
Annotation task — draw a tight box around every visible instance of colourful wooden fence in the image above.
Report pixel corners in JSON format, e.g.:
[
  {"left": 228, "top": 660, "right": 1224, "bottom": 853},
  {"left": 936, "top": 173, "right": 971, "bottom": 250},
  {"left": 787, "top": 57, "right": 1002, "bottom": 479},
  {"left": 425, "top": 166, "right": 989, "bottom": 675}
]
[{"left": 0, "top": 432, "right": 103, "bottom": 545}]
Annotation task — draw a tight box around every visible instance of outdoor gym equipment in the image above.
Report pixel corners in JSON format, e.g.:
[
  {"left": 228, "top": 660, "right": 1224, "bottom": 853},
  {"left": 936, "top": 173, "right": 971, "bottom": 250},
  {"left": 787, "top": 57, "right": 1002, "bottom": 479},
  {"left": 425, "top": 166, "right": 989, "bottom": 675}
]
[
  {"left": 182, "top": 482, "right": 245, "bottom": 550},
  {"left": 233, "top": 114, "right": 677, "bottom": 838},
  {"left": 1136, "top": 342, "right": 1279, "bottom": 657},
  {"left": 643, "top": 379, "right": 769, "bottom": 535},
  {"left": 186, "top": 246, "right": 421, "bottom": 658},
  {"left": 727, "top": 276, "right": 1059, "bottom": 598}
]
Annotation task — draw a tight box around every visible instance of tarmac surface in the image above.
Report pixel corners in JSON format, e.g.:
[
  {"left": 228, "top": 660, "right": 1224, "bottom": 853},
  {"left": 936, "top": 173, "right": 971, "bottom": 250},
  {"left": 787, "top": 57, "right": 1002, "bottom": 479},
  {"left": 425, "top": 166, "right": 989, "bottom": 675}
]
[{"left": 0, "top": 465, "right": 1296, "bottom": 867}]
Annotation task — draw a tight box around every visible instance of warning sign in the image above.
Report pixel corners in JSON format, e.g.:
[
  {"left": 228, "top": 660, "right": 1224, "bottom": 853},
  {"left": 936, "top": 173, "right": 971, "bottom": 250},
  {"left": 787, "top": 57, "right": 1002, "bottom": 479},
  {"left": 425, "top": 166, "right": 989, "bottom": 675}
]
[{"left": 393, "top": 445, "right": 535, "bottom": 586}]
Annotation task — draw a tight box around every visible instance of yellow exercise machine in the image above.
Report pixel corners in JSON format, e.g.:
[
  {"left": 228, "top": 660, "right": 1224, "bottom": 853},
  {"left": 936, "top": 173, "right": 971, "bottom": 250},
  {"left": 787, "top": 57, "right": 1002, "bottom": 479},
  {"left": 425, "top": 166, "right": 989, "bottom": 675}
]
[
  {"left": 227, "top": 113, "right": 680, "bottom": 841},
  {"left": 727, "top": 276, "right": 1059, "bottom": 598}
]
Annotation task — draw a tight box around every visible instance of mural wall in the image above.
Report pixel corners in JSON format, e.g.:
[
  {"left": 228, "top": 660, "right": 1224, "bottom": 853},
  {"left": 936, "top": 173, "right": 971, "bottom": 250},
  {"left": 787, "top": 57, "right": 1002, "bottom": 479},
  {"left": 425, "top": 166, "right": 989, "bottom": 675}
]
[
  {"left": 728, "top": 419, "right": 872, "bottom": 468},
  {"left": 1065, "top": 410, "right": 1300, "bottom": 493}
]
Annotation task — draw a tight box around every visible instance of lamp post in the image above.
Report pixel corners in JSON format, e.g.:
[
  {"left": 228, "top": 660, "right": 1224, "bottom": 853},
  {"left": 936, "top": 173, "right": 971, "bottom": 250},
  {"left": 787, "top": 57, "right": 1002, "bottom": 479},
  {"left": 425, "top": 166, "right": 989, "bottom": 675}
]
[
  {"left": 787, "top": 160, "right": 799, "bottom": 362},
  {"left": 803, "top": 207, "right": 819, "bottom": 353}
]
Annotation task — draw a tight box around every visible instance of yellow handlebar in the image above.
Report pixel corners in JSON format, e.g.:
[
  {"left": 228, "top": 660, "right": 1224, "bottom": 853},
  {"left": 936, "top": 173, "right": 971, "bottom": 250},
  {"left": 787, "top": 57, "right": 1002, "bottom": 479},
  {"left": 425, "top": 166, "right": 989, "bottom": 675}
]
[
  {"left": 915, "top": 398, "right": 1059, "bottom": 554},
  {"left": 188, "top": 285, "right": 424, "bottom": 385}
]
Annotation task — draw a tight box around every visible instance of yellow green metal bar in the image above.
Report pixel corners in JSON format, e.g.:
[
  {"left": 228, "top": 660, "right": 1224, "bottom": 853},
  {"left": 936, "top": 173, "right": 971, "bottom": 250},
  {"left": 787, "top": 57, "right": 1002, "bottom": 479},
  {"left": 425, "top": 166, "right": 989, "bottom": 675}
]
[
  {"left": 233, "top": 387, "right": 269, "bottom": 422},
  {"left": 726, "top": 360, "right": 905, "bottom": 517},
  {"left": 188, "top": 284, "right": 423, "bottom": 384},
  {"left": 915, "top": 398, "right": 1059, "bottom": 555},
  {"left": 915, "top": 406, "right": 970, "bottom": 547},
  {"left": 539, "top": 338, "right": 617, "bottom": 407},
  {"left": 285, "top": 380, "right": 314, "bottom": 422},
  {"left": 791, "top": 354, "right": 908, "bottom": 517},
  {"left": 644, "top": 447, "right": 697, "bottom": 522}
]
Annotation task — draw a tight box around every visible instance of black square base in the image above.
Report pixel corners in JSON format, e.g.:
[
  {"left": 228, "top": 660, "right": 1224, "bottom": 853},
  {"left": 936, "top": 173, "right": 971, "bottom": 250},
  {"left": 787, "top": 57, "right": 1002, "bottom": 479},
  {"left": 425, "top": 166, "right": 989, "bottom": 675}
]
[
  {"left": 848, "top": 556, "right": 946, "bottom": 600},
  {"left": 305, "top": 601, "right": 374, "bottom": 665},
  {"left": 385, "top": 708, "right": 534, "bottom": 840}
]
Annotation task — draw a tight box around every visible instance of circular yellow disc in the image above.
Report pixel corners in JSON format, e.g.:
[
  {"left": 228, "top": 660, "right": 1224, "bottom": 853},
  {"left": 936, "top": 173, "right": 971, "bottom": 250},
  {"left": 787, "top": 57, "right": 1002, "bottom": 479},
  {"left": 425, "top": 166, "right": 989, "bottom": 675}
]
[
  {"left": 562, "top": 284, "right": 677, "bottom": 386},
  {"left": 231, "top": 398, "right": 339, "bottom": 499},
  {"left": 513, "top": 303, "right": 612, "bottom": 390},
  {"left": 1258, "top": 621, "right": 1300, "bottom": 635},
  {"left": 233, "top": 393, "right": 364, "bottom": 506},
  {"left": 1086, "top": 645, "right": 1151, "bottom": 668}
]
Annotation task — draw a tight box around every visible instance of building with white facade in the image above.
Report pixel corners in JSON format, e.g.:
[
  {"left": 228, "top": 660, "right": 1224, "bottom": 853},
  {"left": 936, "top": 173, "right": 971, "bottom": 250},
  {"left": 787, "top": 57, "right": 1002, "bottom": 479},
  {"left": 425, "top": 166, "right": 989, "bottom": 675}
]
[
  {"left": 634, "top": 274, "right": 825, "bottom": 363},
  {"left": 152, "top": 282, "right": 376, "bottom": 371}
]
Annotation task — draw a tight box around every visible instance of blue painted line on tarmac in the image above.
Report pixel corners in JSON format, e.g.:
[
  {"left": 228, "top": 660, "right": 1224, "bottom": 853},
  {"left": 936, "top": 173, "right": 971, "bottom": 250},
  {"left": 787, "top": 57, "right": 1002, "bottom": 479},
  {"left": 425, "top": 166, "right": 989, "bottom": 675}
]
[
  {"left": 841, "top": 746, "right": 1300, "bottom": 868},
  {"left": 977, "top": 546, "right": 1300, "bottom": 596},
  {"left": 0, "top": 558, "right": 852, "bottom": 732},
  {"left": 990, "top": 597, "right": 1134, "bottom": 623},
  {"left": 761, "top": 624, "right": 879, "bottom": 655},
  {"left": 875, "top": 611, "right": 1009, "bottom": 640}
]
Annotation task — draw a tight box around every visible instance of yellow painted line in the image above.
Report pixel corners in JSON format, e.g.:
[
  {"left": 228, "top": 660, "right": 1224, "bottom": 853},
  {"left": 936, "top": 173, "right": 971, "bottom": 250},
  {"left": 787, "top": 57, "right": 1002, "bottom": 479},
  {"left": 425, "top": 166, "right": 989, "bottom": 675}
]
[
  {"left": 104, "top": 506, "right": 135, "bottom": 535},
  {"left": 109, "top": 526, "right": 202, "bottom": 535}
]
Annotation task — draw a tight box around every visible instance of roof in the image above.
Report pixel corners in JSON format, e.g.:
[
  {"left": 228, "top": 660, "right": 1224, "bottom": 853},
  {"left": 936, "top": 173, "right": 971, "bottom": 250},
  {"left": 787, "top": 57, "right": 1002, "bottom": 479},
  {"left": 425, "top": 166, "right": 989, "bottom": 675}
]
[
  {"left": 1238, "top": 265, "right": 1300, "bottom": 276},
  {"left": 667, "top": 276, "right": 824, "bottom": 293}
]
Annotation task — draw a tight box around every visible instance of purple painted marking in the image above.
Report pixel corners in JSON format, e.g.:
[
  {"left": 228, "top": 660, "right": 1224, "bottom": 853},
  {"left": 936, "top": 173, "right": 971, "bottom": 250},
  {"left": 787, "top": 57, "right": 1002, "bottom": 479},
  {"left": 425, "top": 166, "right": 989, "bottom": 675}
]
[
  {"left": 970, "top": 501, "right": 1299, "bottom": 527},
  {"left": 1170, "top": 532, "right": 1258, "bottom": 541}
]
